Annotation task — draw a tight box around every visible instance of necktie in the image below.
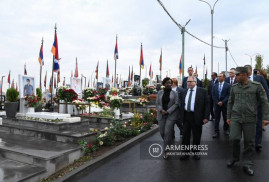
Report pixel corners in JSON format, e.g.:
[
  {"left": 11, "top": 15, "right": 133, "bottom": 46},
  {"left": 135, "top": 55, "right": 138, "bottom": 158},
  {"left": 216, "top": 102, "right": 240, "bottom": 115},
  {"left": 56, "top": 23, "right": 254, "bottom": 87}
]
[
  {"left": 230, "top": 78, "right": 233, "bottom": 86},
  {"left": 219, "top": 84, "right": 222, "bottom": 99},
  {"left": 187, "top": 89, "right": 193, "bottom": 112}
]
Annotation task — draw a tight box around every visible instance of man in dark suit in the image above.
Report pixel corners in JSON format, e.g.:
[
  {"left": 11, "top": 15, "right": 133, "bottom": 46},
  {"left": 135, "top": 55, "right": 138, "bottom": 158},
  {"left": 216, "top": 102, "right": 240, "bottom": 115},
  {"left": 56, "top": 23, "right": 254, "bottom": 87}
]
[
  {"left": 182, "top": 67, "right": 194, "bottom": 89},
  {"left": 180, "top": 76, "right": 210, "bottom": 160},
  {"left": 225, "top": 68, "right": 237, "bottom": 86},
  {"left": 245, "top": 65, "right": 269, "bottom": 151},
  {"left": 208, "top": 72, "right": 218, "bottom": 120},
  {"left": 212, "top": 73, "right": 231, "bottom": 138}
]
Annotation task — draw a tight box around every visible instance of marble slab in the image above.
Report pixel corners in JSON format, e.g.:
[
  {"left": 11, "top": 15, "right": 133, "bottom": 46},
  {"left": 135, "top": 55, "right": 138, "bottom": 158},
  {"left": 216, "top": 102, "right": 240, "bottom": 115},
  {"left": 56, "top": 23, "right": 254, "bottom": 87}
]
[
  {"left": 63, "top": 117, "right": 81, "bottom": 123},
  {"left": 26, "top": 112, "right": 71, "bottom": 120}
]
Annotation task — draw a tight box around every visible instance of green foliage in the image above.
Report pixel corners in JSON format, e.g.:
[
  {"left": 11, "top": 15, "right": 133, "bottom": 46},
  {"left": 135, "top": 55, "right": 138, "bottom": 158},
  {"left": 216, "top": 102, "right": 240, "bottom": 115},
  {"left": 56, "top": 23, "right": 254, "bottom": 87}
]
[
  {"left": 203, "top": 78, "right": 210, "bottom": 91},
  {"left": 142, "top": 78, "right": 149, "bottom": 87},
  {"left": 6, "top": 88, "right": 19, "bottom": 102},
  {"left": 255, "top": 55, "right": 263, "bottom": 70},
  {"left": 36, "top": 88, "right": 42, "bottom": 100}
]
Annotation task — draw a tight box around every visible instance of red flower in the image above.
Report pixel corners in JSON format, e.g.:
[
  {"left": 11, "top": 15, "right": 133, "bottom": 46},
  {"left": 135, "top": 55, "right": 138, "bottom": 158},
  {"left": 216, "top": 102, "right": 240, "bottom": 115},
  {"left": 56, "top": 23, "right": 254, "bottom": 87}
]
[{"left": 88, "top": 144, "right": 93, "bottom": 148}]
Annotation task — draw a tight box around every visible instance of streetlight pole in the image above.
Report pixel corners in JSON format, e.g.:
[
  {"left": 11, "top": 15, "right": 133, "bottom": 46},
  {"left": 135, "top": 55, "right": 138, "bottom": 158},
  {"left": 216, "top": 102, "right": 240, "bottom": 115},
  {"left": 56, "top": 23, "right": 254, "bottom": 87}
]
[
  {"left": 199, "top": 0, "right": 219, "bottom": 74},
  {"left": 1, "top": 76, "right": 5, "bottom": 110},
  {"left": 245, "top": 53, "right": 259, "bottom": 68},
  {"left": 181, "top": 19, "right": 191, "bottom": 79},
  {"left": 222, "top": 39, "right": 229, "bottom": 76}
]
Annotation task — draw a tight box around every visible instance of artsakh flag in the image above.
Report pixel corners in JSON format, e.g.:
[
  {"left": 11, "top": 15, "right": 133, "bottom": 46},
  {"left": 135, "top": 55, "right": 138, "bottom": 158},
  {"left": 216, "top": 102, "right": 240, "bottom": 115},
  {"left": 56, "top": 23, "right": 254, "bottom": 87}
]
[
  {"left": 44, "top": 71, "right": 47, "bottom": 89},
  {"left": 51, "top": 30, "right": 60, "bottom": 72},
  {"left": 179, "top": 55, "right": 182, "bottom": 75},
  {"left": 95, "top": 61, "right": 99, "bottom": 80},
  {"left": 149, "top": 64, "right": 152, "bottom": 77},
  {"left": 106, "top": 60, "right": 109, "bottom": 78},
  {"left": 159, "top": 49, "right": 162, "bottom": 71},
  {"left": 114, "top": 35, "right": 119, "bottom": 61},
  {"left": 74, "top": 58, "right": 78, "bottom": 77},
  {"left": 139, "top": 43, "right": 144, "bottom": 69},
  {"left": 38, "top": 40, "right": 44, "bottom": 66},
  {"left": 7, "top": 71, "right": 10, "bottom": 84}
]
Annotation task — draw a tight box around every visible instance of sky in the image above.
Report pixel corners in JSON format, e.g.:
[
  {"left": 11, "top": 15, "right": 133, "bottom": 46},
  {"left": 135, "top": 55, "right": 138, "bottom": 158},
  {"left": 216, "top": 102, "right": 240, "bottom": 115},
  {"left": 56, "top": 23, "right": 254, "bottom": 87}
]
[{"left": 0, "top": 0, "right": 268, "bottom": 92}]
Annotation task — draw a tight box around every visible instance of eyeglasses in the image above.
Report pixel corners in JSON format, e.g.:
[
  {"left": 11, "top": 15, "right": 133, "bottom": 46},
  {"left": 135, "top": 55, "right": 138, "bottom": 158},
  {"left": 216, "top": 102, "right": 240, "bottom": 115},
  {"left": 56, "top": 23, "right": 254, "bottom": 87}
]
[{"left": 187, "top": 81, "right": 195, "bottom": 83}]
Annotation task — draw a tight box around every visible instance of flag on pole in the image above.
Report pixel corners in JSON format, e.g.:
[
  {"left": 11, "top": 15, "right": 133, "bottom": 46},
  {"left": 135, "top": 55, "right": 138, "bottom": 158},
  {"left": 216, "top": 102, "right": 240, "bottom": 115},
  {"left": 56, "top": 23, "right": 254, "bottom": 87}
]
[
  {"left": 24, "top": 64, "right": 27, "bottom": 75},
  {"left": 51, "top": 30, "right": 60, "bottom": 72},
  {"left": 149, "top": 64, "right": 152, "bottom": 77},
  {"left": 114, "top": 35, "right": 119, "bottom": 61},
  {"left": 131, "top": 66, "right": 133, "bottom": 81},
  {"left": 44, "top": 71, "right": 47, "bottom": 89},
  {"left": 38, "top": 40, "right": 44, "bottom": 66},
  {"left": 159, "top": 49, "right": 162, "bottom": 71},
  {"left": 54, "top": 76, "right": 56, "bottom": 89},
  {"left": 106, "top": 60, "right": 109, "bottom": 78},
  {"left": 7, "top": 71, "right": 10, "bottom": 84},
  {"left": 11, "top": 79, "right": 15, "bottom": 88},
  {"left": 139, "top": 43, "right": 144, "bottom": 69},
  {"left": 49, "top": 76, "right": 52, "bottom": 93},
  {"left": 74, "top": 58, "right": 78, "bottom": 77},
  {"left": 95, "top": 61, "right": 99, "bottom": 80},
  {"left": 57, "top": 70, "right": 60, "bottom": 83},
  {"left": 203, "top": 54, "right": 205, "bottom": 65},
  {"left": 179, "top": 55, "right": 182, "bottom": 75}
]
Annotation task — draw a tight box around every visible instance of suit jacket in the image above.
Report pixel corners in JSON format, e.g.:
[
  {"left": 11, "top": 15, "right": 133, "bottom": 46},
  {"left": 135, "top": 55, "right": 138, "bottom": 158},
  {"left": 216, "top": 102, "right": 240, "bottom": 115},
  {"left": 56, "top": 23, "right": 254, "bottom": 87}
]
[
  {"left": 156, "top": 90, "right": 179, "bottom": 121},
  {"left": 180, "top": 87, "right": 210, "bottom": 126},
  {"left": 208, "top": 79, "right": 218, "bottom": 95},
  {"left": 182, "top": 77, "right": 203, "bottom": 89},
  {"left": 253, "top": 75, "right": 269, "bottom": 100},
  {"left": 225, "top": 77, "right": 237, "bottom": 85},
  {"left": 212, "top": 82, "right": 231, "bottom": 106},
  {"left": 176, "top": 86, "right": 184, "bottom": 111}
]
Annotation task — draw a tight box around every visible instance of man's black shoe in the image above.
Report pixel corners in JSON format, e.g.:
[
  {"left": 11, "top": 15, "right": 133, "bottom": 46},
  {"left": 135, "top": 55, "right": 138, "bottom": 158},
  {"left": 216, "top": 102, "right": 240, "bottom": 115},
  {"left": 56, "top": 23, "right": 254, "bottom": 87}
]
[
  {"left": 180, "top": 155, "right": 189, "bottom": 160},
  {"left": 227, "top": 160, "right": 239, "bottom": 167},
  {"left": 212, "top": 133, "right": 219, "bottom": 138},
  {"left": 255, "top": 144, "right": 262, "bottom": 152},
  {"left": 243, "top": 166, "right": 254, "bottom": 176}
]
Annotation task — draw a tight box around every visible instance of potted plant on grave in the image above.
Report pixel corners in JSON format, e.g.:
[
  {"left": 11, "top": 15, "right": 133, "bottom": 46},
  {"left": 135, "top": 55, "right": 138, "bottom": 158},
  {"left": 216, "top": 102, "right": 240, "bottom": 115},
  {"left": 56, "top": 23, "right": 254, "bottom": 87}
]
[
  {"left": 5, "top": 88, "right": 19, "bottom": 118},
  {"left": 25, "top": 95, "right": 41, "bottom": 113},
  {"left": 110, "top": 96, "right": 123, "bottom": 119},
  {"left": 35, "top": 88, "right": 43, "bottom": 112}
]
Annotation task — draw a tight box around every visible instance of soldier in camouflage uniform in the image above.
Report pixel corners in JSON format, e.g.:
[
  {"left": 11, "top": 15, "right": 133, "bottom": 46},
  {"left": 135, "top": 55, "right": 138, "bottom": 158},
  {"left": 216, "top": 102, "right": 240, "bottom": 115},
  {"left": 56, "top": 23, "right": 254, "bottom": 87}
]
[{"left": 227, "top": 67, "right": 269, "bottom": 176}]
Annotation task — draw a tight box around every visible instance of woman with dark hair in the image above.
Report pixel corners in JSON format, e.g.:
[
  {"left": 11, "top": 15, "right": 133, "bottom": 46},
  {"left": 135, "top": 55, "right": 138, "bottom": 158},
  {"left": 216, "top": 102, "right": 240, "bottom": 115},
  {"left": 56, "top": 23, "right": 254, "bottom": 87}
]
[{"left": 156, "top": 77, "right": 179, "bottom": 159}]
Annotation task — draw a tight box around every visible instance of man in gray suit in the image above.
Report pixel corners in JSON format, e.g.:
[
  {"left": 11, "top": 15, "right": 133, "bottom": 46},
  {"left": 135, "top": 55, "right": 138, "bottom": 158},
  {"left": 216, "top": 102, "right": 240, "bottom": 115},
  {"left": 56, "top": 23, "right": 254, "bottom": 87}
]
[{"left": 156, "top": 77, "right": 179, "bottom": 159}]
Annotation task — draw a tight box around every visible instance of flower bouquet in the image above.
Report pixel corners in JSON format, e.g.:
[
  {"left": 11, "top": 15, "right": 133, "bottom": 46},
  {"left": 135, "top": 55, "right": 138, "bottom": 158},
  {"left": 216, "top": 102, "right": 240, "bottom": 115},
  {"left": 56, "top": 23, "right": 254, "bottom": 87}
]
[
  {"left": 83, "top": 88, "right": 97, "bottom": 101},
  {"left": 138, "top": 97, "right": 149, "bottom": 105},
  {"left": 110, "top": 96, "right": 123, "bottom": 109},
  {"left": 72, "top": 99, "right": 86, "bottom": 110},
  {"left": 111, "top": 88, "right": 119, "bottom": 96},
  {"left": 25, "top": 95, "right": 41, "bottom": 108},
  {"left": 62, "top": 89, "right": 78, "bottom": 102}
]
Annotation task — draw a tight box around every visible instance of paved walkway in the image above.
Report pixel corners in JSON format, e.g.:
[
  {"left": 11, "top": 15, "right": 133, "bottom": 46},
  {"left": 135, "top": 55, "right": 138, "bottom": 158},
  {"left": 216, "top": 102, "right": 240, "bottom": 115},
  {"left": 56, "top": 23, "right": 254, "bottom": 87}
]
[{"left": 77, "top": 121, "right": 269, "bottom": 182}]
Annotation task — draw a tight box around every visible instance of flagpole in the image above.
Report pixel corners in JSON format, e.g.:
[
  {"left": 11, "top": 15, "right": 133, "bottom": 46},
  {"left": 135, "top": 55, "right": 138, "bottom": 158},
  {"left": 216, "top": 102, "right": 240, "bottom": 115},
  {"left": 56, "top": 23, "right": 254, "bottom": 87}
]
[
  {"left": 114, "top": 35, "right": 117, "bottom": 88},
  {"left": 51, "top": 24, "right": 57, "bottom": 109},
  {"left": 40, "top": 37, "right": 43, "bottom": 90}
]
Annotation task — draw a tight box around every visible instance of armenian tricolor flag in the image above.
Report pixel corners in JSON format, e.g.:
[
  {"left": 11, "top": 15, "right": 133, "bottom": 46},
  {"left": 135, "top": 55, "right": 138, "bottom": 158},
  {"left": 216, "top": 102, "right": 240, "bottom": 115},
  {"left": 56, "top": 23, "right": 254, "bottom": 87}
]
[
  {"left": 179, "top": 55, "right": 182, "bottom": 75},
  {"left": 38, "top": 39, "right": 44, "bottom": 66},
  {"left": 51, "top": 30, "right": 60, "bottom": 72},
  {"left": 139, "top": 43, "right": 144, "bottom": 69},
  {"left": 114, "top": 35, "right": 119, "bottom": 61},
  {"left": 7, "top": 71, "right": 10, "bottom": 84}
]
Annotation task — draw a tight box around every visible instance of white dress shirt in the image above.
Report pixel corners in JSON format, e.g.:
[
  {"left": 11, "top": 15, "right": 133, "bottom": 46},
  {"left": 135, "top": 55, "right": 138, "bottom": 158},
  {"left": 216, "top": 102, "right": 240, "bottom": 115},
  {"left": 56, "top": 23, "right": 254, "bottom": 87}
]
[
  {"left": 185, "top": 86, "right": 197, "bottom": 112},
  {"left": 172, "top": 87, "right": 177, "bottom": 91},
  {"left": 249, "top": 74, "right": 253, "bottom": 81}
]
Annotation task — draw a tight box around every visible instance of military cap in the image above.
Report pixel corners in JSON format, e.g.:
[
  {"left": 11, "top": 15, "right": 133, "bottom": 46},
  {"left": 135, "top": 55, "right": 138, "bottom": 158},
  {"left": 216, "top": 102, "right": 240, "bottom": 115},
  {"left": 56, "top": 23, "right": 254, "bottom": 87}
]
[{"left": 235, "top": 67, "right": 248, "bottom": 75}]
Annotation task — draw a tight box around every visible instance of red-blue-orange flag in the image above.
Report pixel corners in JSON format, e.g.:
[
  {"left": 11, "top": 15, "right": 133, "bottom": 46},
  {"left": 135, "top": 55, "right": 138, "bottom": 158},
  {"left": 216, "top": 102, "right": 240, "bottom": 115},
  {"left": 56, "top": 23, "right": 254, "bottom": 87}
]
[
  {"left": 159, "top": 49, "right": 162, "bottom": 71},
  {"left": 38, "top": 38, "right": 44, "bottom": 66},
  {"left": 139, "top": 43, "right": 144, "bottom": 69},
  {"left": 106, "top": 60, "right": 109, "bottom": 78},
  {"left": 51, "top": 29, "right": 60, "bottom": 72},
  {"left": 7, "top": 71, "right": 10, "bottom": 84},
  {"left": 179, "top": 55, "right": 182, "bottom": 75},
  {"left": 114, "top": 35, "right": 119, "bottom": 61}
]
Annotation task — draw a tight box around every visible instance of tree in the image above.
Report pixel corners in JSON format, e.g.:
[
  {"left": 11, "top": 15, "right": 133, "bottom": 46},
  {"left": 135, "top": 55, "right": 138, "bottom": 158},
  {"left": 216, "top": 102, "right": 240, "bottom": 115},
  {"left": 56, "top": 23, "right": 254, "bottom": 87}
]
[{"left": 255, "top": 55, "right": 263, "bottom": 69}]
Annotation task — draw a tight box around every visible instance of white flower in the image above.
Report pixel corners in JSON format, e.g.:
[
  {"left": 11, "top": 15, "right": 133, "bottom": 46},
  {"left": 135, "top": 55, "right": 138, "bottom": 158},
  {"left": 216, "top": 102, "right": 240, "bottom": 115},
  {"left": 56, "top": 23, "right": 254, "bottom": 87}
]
[
  {"left": 123, "top": 125, "right": 126, "bottom": 128},
  {"left": 99, "top": 141, "right": 104, "bottom": 146},
  {"left": 104, "top": 127, "right": 109, "bottom": 131},
  {"left": 110, "top": 123, "right": 113, "bottom": 126}
]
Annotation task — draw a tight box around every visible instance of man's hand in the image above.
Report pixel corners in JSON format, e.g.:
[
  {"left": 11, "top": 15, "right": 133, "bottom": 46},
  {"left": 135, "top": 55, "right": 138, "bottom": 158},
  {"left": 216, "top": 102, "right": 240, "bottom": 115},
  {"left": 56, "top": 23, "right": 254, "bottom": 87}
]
[
  {"left": 227, "top": 119, "right": 231, "bottom": 125},
  {"left": 203, "top": 119, "right": 208, "bottom": 124},
  {"left": 262, "top": 120, "right": 269, "bottom": 128},
  {"left": 218, "top": 102, "right": 223, "bottom": 106},
  {"left": 161, "top": 110, "right": 167, "bottom": 115}
]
